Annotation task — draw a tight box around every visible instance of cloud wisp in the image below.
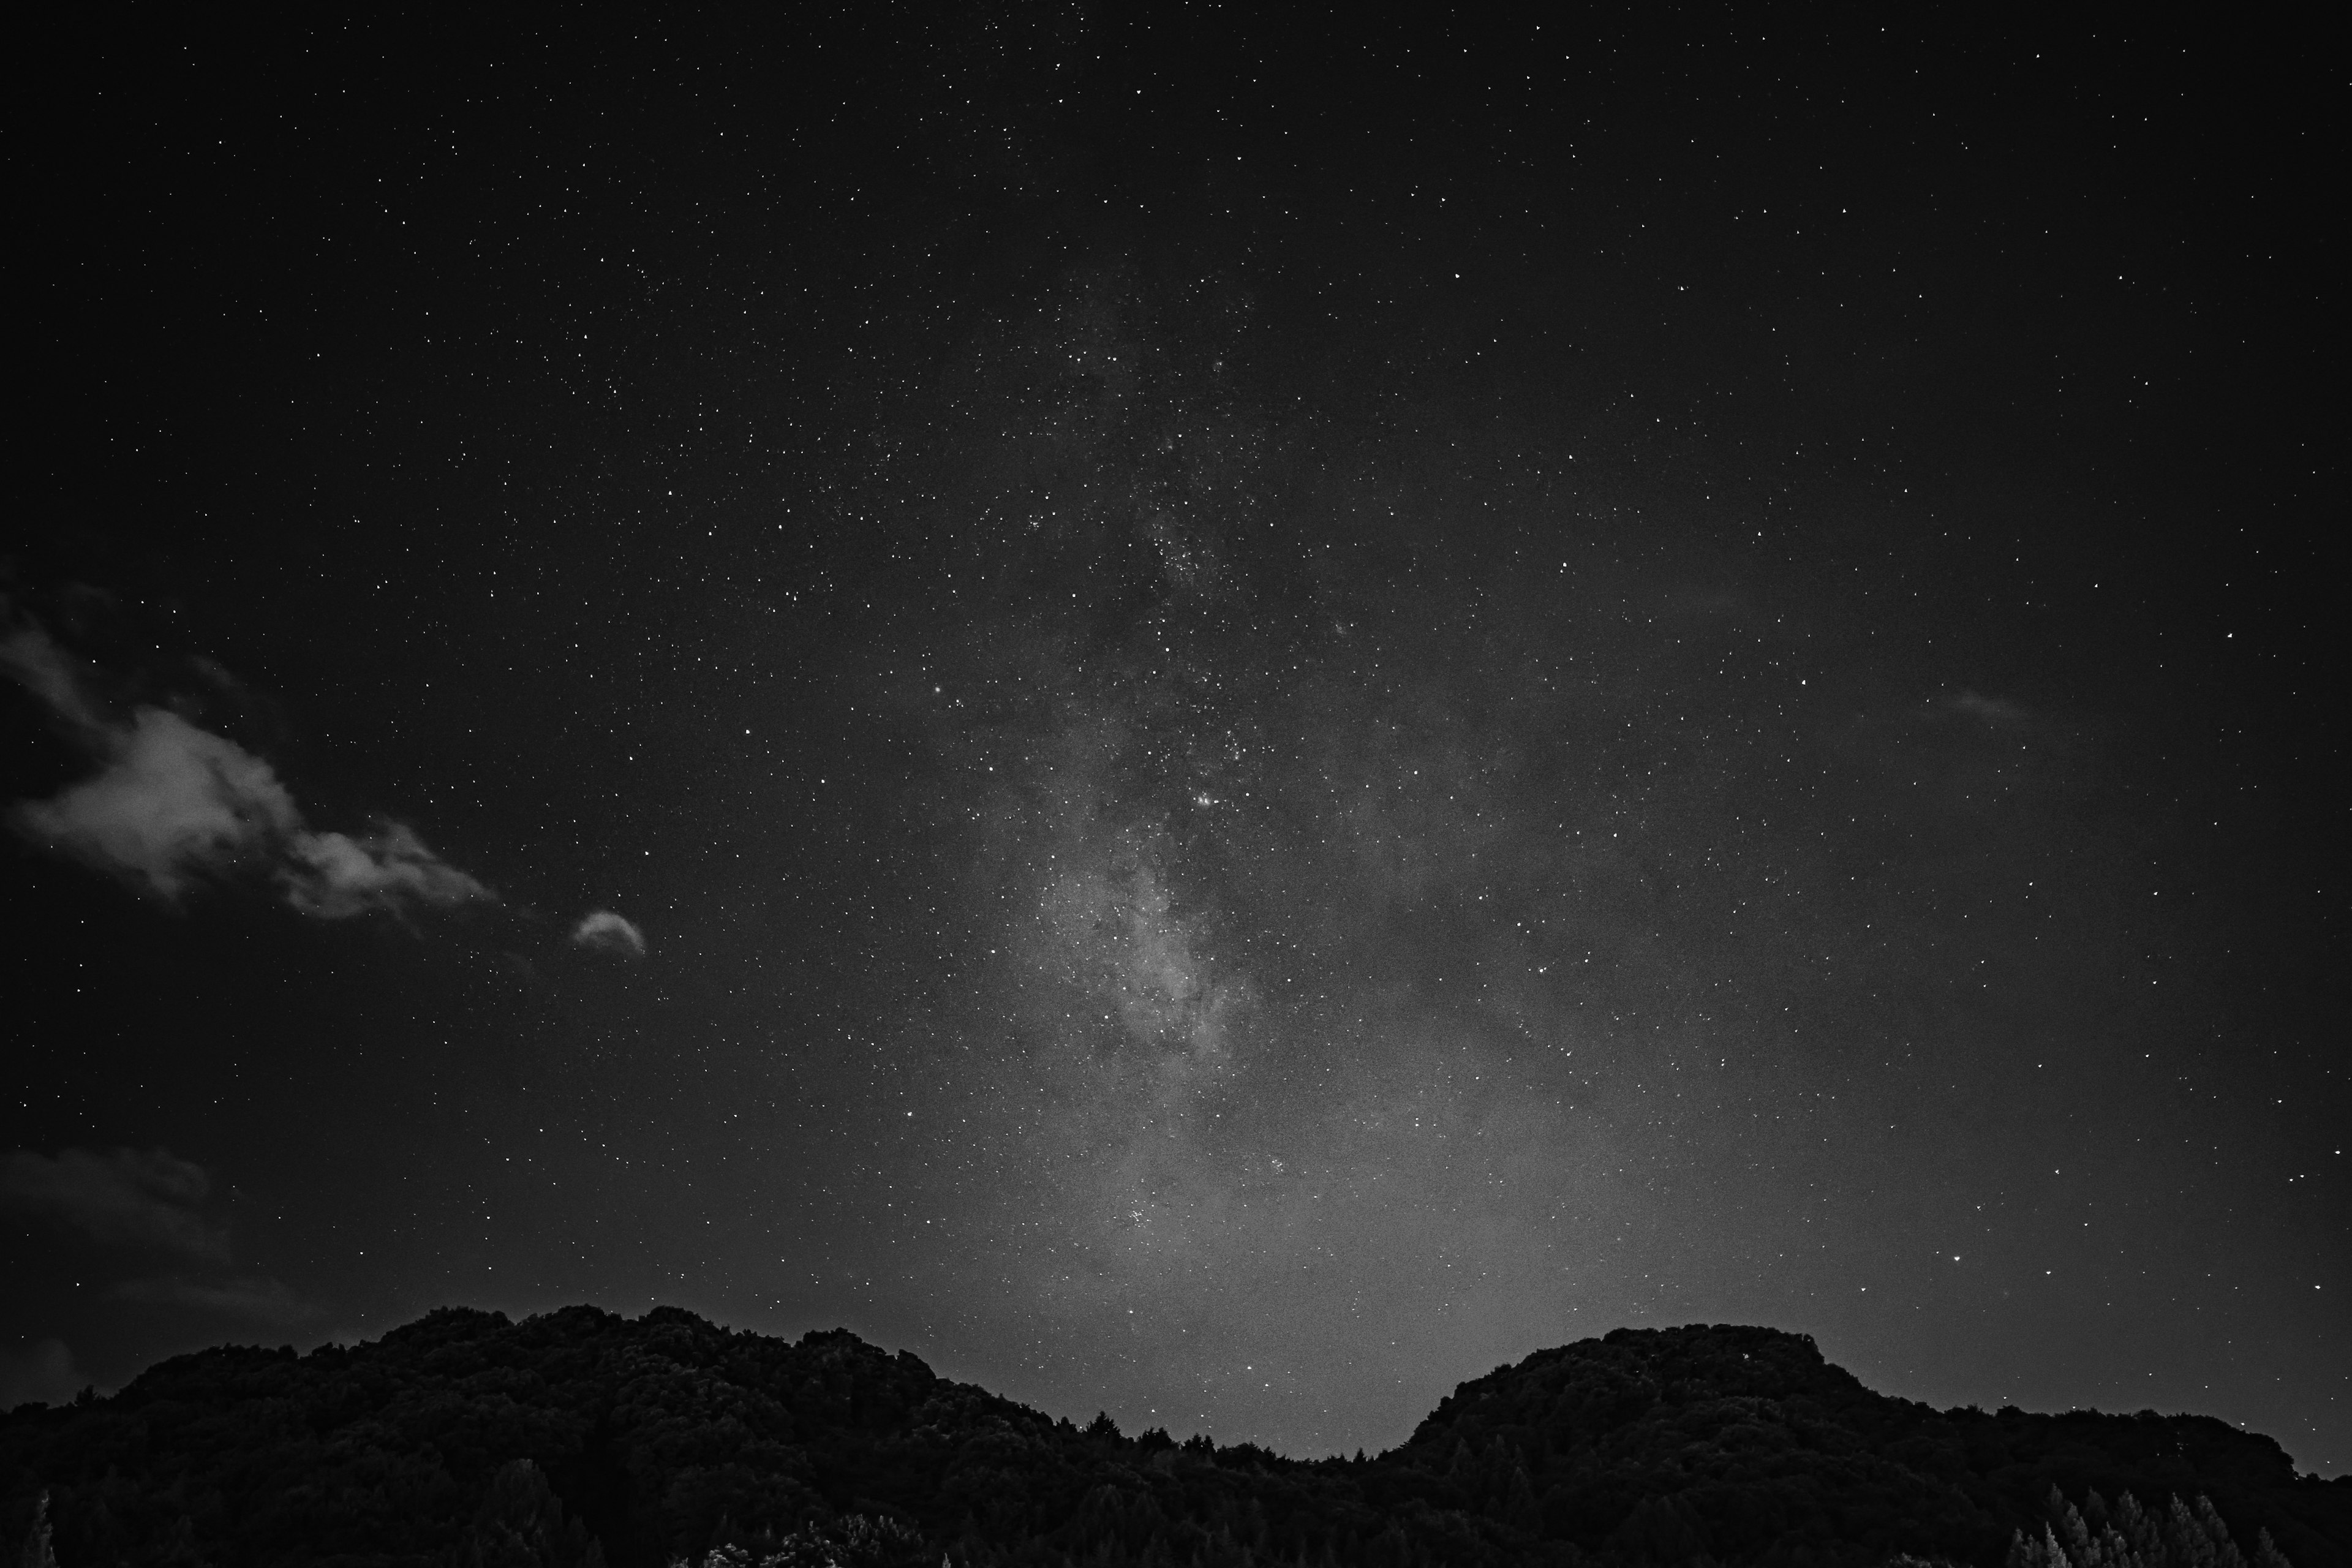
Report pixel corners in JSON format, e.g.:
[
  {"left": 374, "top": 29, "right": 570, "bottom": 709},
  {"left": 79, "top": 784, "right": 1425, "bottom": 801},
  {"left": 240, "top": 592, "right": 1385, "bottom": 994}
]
[
  {"left": 2, "top": 620, "right": 492, "bottom": 917},
  {"left": 0, "top": 1146, "right": 232, "bottom": 1262},
  {"left": 4, "top": 1145, "right": 323, "bottom": 1330},
  {"left": 283, "top": 823, "right": 495, "bottom": 918},
  {"left": 572, "top": 908, "right": 647, "bottom": 957}
]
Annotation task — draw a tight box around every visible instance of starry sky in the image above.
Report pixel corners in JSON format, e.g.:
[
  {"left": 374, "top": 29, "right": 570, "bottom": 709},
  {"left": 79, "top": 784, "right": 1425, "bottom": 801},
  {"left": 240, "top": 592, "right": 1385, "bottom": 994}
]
[{"left": 3, "top": 13, "right": 2343, "bottom": 1474}]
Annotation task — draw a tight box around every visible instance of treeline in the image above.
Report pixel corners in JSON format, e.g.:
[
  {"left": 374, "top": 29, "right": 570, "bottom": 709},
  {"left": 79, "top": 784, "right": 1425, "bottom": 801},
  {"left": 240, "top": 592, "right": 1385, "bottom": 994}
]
[{"left": 1, "top": 1308, "right": 2344, "bottom": 1568}]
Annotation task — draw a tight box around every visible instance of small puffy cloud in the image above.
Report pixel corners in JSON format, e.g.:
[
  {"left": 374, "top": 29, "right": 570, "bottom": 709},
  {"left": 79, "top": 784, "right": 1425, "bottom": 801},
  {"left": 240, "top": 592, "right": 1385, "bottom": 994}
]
[
  {"left": 112, "top": 1273, "right": 319, "bottom": 1328},
  {"left": 572, "top": 908, "right": 647, "bottom": 957},
  {"left": 0, "top": 1338, "right": 83, "bottom": 1409},
  {"left": 282, "top": 823, "right": 494, "bottom": 918},
  {"left": 1, "top": 1147, "right": 230, "bottom": 1262},
  {"left": 4, "top": 616, "right": 494, "bottom": 918}
]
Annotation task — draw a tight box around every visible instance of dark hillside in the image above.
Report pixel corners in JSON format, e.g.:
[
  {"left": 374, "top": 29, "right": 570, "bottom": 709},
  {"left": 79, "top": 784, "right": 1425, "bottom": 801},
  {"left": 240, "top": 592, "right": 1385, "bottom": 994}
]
[
  {"left": 2, "top": 1310, "right": 2343, "bottom": 1567},
  {"left": 1397, "top": 1325, "right": 2347, "bottom": 1568}
]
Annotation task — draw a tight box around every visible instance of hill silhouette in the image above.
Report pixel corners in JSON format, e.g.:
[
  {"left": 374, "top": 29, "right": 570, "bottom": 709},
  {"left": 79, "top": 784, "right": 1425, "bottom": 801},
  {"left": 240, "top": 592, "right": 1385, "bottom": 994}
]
[{"left": 2, "top": 1309, "right": 2343, "bottom": 1567}]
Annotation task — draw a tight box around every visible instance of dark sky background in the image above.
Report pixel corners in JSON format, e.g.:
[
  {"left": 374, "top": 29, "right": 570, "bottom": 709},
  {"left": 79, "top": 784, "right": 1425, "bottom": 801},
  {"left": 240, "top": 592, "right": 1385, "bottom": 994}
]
[{"left": 3, "top": 12, "right": 2343, "bottom": 1476}]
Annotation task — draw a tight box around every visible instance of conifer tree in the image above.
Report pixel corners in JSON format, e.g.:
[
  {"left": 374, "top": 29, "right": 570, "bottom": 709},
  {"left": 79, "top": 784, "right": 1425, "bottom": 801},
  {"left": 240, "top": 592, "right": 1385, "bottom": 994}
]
[
  {"left": 2196, "top": 1496, "right": 2250, "bottom": 1568},
  {"left": 2062, "top": 1493, "right": 2097, "bottom": 1566},
  {"left": 2116, "top": 1492, "right": 2166, "bottom": 1567},
  {"left": 2168, "top": 1496, "right": 2219, "bottom": 1568}
]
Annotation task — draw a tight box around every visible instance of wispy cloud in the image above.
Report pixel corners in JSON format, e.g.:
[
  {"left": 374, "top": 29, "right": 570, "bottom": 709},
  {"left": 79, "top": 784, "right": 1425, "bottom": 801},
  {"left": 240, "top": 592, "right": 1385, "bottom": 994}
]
[
  {"left": 3, "top": 619, "right": 493, "bottom": 917},
  {"left": 571, "top": 908, "right": 647, "bottom": 957},
  {"left": 283, "top": 823, "right": 494, "bottom": 917},
  {"left": 6, "top": 1144, "right": 324, "bottom": 1330},
  {"left": 0, "top": 625, "right": 102, "bottom": 729},
  {"left": 111, "top": 1273, "right": 320, "bottom": 1328},
  {"left": 1, "top": 1146, "right": 231, "bottom": 1262}
]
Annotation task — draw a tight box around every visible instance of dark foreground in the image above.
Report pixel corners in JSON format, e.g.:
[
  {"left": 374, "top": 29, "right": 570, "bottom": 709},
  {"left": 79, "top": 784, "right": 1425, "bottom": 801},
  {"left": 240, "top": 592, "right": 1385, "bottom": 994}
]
[{"left": 2, "top": 1310, "right": 2345, "bottom": 1567}]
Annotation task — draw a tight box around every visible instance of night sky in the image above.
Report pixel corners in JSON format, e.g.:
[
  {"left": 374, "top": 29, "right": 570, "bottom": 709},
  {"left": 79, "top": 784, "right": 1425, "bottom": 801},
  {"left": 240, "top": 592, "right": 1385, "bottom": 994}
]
[{"left": 4, "top": 15, "right": 2343, "bottom": 1476}]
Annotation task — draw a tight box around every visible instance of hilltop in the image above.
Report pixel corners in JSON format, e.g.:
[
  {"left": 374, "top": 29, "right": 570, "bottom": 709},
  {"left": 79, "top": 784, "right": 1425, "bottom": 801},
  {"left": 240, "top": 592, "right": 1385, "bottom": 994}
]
[{"left": 2, "top": 1310, "right": 2344, "bottom": 1567}]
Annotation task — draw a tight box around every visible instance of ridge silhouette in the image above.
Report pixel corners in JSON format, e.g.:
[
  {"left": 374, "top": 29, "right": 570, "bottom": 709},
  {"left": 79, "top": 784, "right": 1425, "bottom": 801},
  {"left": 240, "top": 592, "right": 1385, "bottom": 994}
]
[{"left": 2, "top": 1308, "right": 2343, "bottom": 1567}]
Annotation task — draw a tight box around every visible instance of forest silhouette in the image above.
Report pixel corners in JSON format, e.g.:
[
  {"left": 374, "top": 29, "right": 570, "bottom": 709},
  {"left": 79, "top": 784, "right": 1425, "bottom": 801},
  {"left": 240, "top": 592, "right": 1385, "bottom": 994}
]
[{"left": 4, "top": 1310, "right": 2345, "bottom": 1567}]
